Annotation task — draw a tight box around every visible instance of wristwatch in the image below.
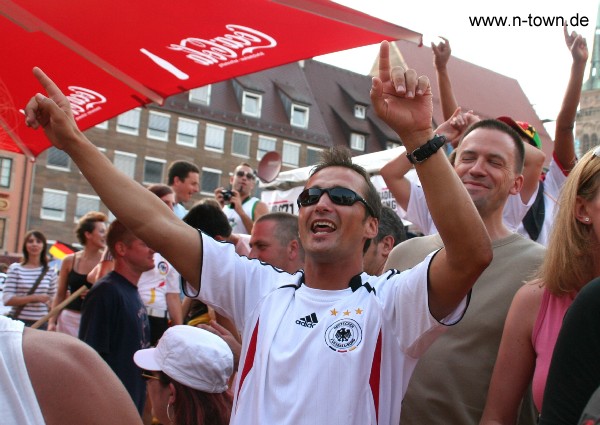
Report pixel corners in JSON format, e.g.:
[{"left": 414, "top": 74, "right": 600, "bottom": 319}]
[{"left": 406, "top": 134, "right": 447, "bottom": 164}]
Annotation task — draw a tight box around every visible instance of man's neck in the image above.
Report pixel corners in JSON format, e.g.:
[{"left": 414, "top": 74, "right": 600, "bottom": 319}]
[
  {"left": 113, "top": 264, "right": 143, "bottom": 287},
  {"left": 303, "top": 258, "right": 364, "bottom": 290},
  {"left": 480, "top": 214, "right": 513, "bottom": 242}
]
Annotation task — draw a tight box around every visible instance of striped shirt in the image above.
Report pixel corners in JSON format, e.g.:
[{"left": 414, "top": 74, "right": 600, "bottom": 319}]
[{"left": 2, "top": 263, "right": 57, "bottom": 321}]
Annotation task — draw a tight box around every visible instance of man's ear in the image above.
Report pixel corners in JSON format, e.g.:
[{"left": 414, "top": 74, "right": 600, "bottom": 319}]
[
  {"left": 365, "top": 217, "right": 378, "bottom": 240},
  {"left": 114, "top": 241, "right": 127, "bottom": 257},
  {"left": 509, "top": 174, "right": 524, "bottom": 196},
  {"left": 380, "top": 235, "right": 396, "bottom": 256},
  {"left": 287, "top": 240, "right": 299, "bottom": 260}
]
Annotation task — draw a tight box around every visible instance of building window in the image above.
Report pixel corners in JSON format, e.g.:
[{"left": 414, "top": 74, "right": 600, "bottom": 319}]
[
  {"left": 205, "top": 124, "right": 225, "bottom": 152},
  {"left": 232, "top": 130, "right": 251, "bottom": 157},
  {"left": 291, "top": 104, "right": 309, "bottom": 128},
  {"left": 242, "top": 92, "right": 262, "bottom": 117},
  {"left": 113, "top": 151, "right": 136, "bottom": 179},
  {"left": 189, "top": 85, "right": 211, "bottom": 105},
  {"left": 95, "top": 121, "right": 109, "bottom": 130},
  {"left": 282, "top": 141, "right": 300, "bottom": 167},
  {"left": 350, "top": 133, "right": 365, "bottom": 151},
  {"left": 46, "top": 147, "right": 70, "bottom": 170},
  {"left": 75, "top": 194, "right": 100, "bottom": 222},
  {"left": 116, "top": 108, "right": 141, "bottom": 135},
  {"left": 147, "top": 111, "right": 170, "bottom": 141},
  {"left": 257, "top": 136, "right": 277, "bottom": 160},
  {"left": 201, "top": 168, "right": 222, "bottom": 196},
  {"left": 387, "top": 141, "right": 401, "bottom": 150},
  {"left": 306, "top": 147, "right": 322, "bottom": 166},
  {"left": 354, "top": 104, "right": 367, "bottom": 119},
  {"left": 143, "top": 157, "right": 166, "bottom": 184},
  {"left": 176, "top": 118, "right": 198, "bottom": 147},
  {"left": 0, "top": 157, "right": 12, "bottom": 188},
  {"left": 41, "top": 189, "right": 68, "bottom": 221}
]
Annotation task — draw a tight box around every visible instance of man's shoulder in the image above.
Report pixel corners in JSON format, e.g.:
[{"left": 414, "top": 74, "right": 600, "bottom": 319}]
[
  {"left": 386, "top": 234, "right": 442, "bottom": 272},
  {"left": 495, "top": 233, "right": 545, "bottom": 258}
]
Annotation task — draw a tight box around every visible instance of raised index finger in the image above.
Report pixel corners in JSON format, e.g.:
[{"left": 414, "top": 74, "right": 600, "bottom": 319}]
[
  {"left": 32, "top": 67, "right": 62, "bottom": 98},
  {"left": 378, "top": 40, "right": 391, "bottom": 83}
]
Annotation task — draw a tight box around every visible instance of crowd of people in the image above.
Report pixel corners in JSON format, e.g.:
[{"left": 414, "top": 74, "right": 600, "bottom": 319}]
[{"left": 1, "top": 25, "right": 598, "bottom": 425}]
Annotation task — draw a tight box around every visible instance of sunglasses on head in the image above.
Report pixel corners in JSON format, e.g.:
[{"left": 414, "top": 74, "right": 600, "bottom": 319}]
[
  {"left": 236, "top": 170, "right": 255, "bottom": 179},
  {"left": 141, "top": 372, "right": 160, "bottom": 381},
  {"left": 297, "top": 187, "right": 375, "bottom": 217}
]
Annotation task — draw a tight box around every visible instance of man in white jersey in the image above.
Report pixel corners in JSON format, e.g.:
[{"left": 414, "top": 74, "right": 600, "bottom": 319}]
[
  {"left": 214, "top": 162, "right": 269, "bottom": 234},
  {"left": 24, "top": 40, "right": 492, "bottom": 424}
]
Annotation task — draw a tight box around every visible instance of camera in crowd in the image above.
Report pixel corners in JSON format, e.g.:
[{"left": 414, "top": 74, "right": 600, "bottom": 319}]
[{"left": 222, "top": 189, "right": 234, "bottom": 202}]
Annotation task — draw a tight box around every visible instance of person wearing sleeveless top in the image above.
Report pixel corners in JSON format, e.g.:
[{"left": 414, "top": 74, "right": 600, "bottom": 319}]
[{"left": 48, "top": 211, "right": 107, "bottom": 336}]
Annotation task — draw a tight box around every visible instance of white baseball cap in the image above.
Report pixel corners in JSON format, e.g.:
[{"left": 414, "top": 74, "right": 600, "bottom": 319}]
[{"left": 133, "top": 325, "right": 233, "bottom": 393}]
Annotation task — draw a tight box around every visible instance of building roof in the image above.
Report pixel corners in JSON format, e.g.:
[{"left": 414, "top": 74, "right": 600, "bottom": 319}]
[
  {"left": 303, "top": 59, "right": 400, "bottom": 152},
  {"left": 370, "top": 40, "right": 554, "bottom": 160}
]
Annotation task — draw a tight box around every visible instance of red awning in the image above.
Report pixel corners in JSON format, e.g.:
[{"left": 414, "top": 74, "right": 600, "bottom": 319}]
[{"left": 0, "top": 0, "right": 421, "bottom": 158}]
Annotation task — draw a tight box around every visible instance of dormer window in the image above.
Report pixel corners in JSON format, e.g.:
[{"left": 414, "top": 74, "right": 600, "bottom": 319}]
[
  {"left": 189, "top": 85, "right": 211, "bottom": 105},
  {"left": 350, "top": 133, "right": 366, "bottom": 151},
  {"left": 242, "top": 92, "right": 262, "bottom": 117},
  {"left": 354, "top": 104, "right": 367, "bottom": 119},
  {"left": 291, "top": 104, "right": 309, "bottom": 128}
]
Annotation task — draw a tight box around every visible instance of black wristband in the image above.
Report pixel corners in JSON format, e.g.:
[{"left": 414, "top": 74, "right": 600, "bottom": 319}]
[{"left": 406, "top": 134, "right": 447, "bottom": 164}]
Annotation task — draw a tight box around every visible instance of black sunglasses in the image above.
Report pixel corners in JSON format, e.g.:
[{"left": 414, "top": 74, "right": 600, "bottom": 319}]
[
  {"left": 297, "top": 187, "right": 375, "bottom": 217},
  {"left": 235, "top": 170, "right": 255, "bottom": 179}
]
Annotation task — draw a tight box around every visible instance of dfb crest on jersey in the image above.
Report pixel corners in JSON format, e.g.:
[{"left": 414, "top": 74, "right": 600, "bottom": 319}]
[
  {"left": 324, "top": 318, "right": 362, "bottom": 352},
  {"left": 157, "top": 261, "right": 169, "bottom": 275}
]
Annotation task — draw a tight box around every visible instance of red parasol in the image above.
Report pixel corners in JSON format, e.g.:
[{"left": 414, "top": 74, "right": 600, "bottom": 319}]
[{"left": 0, "top": 0, "right": 421, "bottom": 159}]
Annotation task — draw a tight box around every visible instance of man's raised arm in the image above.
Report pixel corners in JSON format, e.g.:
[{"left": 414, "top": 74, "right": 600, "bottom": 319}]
[
  {"left": 370, "top": 41, "right": 492, "bottom": 320},
  {"left": 24, "top": 67, "right": 202, "bottom": 289}
]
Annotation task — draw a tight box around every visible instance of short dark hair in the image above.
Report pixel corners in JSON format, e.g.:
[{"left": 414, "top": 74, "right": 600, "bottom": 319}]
[
  {"left": 309, "top": 146, "right": 382, "bottom": 220},
  {"left": 374, "top": 206, "right": 406, "bottom": 246},
  {"left": 147, "top": 184, "right": 174, "bottom": 199},
  {"left": 256, "top": 212, "right": 304, "bottom": 261},
  {"left": 167, "top": 160, "right": 200, "bottom": 185},
  {"left": 183, "top": 199, "right": 232, "bottom": 238},
  {"left": 75, "top": 211, "right": 108, "bottom": 245},
  {"left": 459, "top": 119, "right": 525, "bottom": 173},
  {"left": 106, "top": 220, "right": 136, "bottom": 257}
]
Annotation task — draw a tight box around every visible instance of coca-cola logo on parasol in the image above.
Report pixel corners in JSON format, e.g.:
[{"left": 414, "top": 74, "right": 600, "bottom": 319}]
[
  {"left": 141, "top": 24, "right": 278, "bottom": 80},
  {"left": 67, "top": 87, "right": 107, "bottom": 121}
]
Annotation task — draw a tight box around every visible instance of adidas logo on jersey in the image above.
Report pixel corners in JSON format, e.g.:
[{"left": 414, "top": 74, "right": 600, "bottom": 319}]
[{"left": 296, "top": 312, "right": 318, "bottom": 328}]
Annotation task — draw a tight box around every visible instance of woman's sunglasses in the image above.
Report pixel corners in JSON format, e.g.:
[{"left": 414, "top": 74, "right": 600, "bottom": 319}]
[{"left": 297, "top": 187, "right": 375, "bottom": 217}]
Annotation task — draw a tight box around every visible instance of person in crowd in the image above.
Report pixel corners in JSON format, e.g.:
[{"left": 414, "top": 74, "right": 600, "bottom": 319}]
[
  {"left": 134, "top": 325, "right": 234, "bottom": 425},
  {"left": 24, "top": 40, "right": 493, "bottom": 424},
  {"left": 167, "top": 160, "right": 200, "bottom": 219},
  {"left": 214, "top": 162, "right": 269, "bottom": 234},
  {"left": 387, "top": 119, "right": 545, "bottom": 425},
  {"left": 48, "top": 211, "right": 107, "bottom": 336},
  {"left": 538, "top": 276, "right": 600, "bottom": 425},
  {"left": 248, "top": 212, "right": 304, "bottom": 274},
  {"left": 79, "top": 220, "right": 153, "bottom": 415},
  {"left": 3, "top": 230, "right": 57, "bottom": 329},
  {"left": 1, "top": 314, "right": 143, "bottom": 424},
  {"left": 481, "top": 143, "right": 600, "bottom": 425},
  {"left": 363, "top": 205, "right": 406, "bottom": 276},
  {"left": 181, "top": 199, "right": 248, "bottom": 326},
  {"left": 427, "top": 27, "right": 583, "bottom": 246},
  {"left": 138, "top": 184, "right": 183, "bottom": 346}
]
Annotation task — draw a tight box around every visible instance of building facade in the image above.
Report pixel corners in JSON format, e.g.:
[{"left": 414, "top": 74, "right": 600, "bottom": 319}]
[{"left": 23, "top": 60, "right": 400, "bottom": 249}]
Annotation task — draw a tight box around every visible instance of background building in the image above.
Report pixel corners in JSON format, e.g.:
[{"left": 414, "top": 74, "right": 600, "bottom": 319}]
[{"left": 3, "top": 47, "right": 549, "bottom": 252}]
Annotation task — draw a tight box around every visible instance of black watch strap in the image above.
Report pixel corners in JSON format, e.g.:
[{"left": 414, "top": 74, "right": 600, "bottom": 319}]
[{"left": 406, "top": 134, "right": 447, "bottom": 164}]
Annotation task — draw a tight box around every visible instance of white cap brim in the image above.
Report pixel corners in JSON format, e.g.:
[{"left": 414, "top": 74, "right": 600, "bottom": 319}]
[{"left": 133, "top": 347, "right": 161, "bottom": 371}]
